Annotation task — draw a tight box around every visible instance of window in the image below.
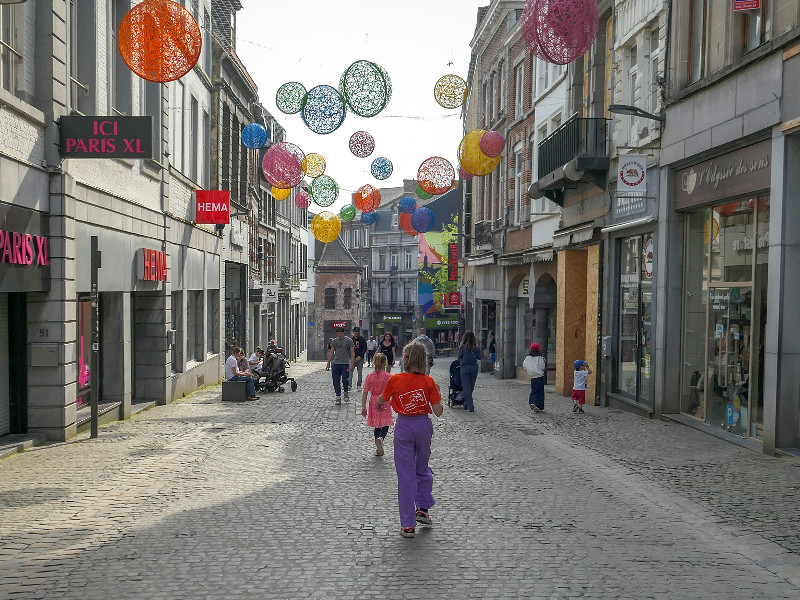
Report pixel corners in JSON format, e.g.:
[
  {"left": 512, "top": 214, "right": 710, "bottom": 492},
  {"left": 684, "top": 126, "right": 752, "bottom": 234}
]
[
  {"left": 324, "top": 288, "right": 336, "bottom": 309},
  {"left": 189, "top": 96, "right": 199, "bottom": 181},
  {"left": 173, "top": 81, "right": 185, "bottom": 172},
  {"left": 392, "top": 209, "right": 398, "bottom": 228},
  {"left": 743, "top": 4, "right": 767, "bottom": 53},
  {"left": 111, "top": 1, "right": 132, "bottom": 116},
  {"left": 69, "top": 0, "right": 95, "bottom": 114},
  {"left": 404, "top": 251, "right": 413, "bottom": 270},
  {"left": 514, "top": 151, "right": 523, "bottom": 224},
  {"left": 379, "top": 252, "right": 386, "bottom": 271},
  {"left": 515, "top": 63, "right": 524, "bottom": 118},
  {"left": 0, "top": 5, "right": 19, "bottom": 96},
  {"left": 203, "top": 111, "right": 210, "bottom": 187},
  {"left": 628, "top": 45, "right": 638, "bottom": 142},
  {"left": 171, "top": 291, "right": 182, "bottom": 373},
  {"left": 351, "top": 229, "right": 359, "bottom": 249},
  {"left": 187, "top": 290, "right": 204, "bottom": 362},
  {"left": 202, "top": 9, "right": 212, "bottom": 74},
  {"left": 362, "top": 263, "right": 369, "bottom": 282},
  {"left": 343, "top": 288, "right": 352, "bottom": 309},
  {"left": 537, "top": 58, "right": 549, "bottom": 94},
  {"left": 363, "top": 228, "right": 369, "bottom": 247},
  {"left": 648, "top": 29, "right": 660, "bottom": 116},
  {"left": 207, "top": 290, "right": 219, "bottom": 354},
  {"left": 390, "top": 251, "right": 399, "bottom": 269},
  {"left": 483, "top": 82, "right": 489, "bottom": 127},
  {"left": 535, "top": 124, "right": 548, "bottom": 180},
  {"left": 688, "top": 0, "right": 707, "bottom": 84},
  {"left": 499, "top": 61, "right": 506, "bottom": 113}
]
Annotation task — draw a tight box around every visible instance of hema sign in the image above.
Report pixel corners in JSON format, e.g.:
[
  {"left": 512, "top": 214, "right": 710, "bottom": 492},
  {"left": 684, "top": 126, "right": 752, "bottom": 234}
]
[
  {"left": 194, "top": 191, "right": 230, "bottom": 224},
  {"left": 59, "top": 116, "right": 153, "bottom": 158}
]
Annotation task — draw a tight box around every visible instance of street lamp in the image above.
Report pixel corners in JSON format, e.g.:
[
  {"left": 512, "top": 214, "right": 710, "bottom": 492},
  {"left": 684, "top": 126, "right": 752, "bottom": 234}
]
[{"left": 608, "top": 104, "right": 665, "bottom": 123}]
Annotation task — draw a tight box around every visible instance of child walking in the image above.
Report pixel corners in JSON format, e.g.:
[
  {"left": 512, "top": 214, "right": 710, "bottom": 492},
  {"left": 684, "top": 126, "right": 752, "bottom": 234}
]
[
  {"left": 377, "top": 341, "right": 444, "bottom": 538},
  {"left": 572, "top": 360, "right": 591, "bottom": 413},
  {"left": 361, "top": 353, "right": 393, "bottom": 456}
]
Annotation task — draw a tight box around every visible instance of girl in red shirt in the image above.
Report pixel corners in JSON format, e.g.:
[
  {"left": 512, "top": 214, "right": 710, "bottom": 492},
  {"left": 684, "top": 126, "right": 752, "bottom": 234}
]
[{"left": 377, "top": 341, "right": 443, "bottom": 538}]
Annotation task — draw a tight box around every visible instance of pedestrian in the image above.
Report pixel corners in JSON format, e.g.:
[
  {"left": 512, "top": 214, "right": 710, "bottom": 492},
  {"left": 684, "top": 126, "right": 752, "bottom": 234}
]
[
  {"left": 326, "top": 327, "right": 355, "bottom": 405},
  {"left": 225, "top": 347, "right": 259, "bottom": 401},
  {"left": 351, "top": 326, "right": 367, "bottom": 390},
  {"left": 524, "top": 343, "right": 546, "bottom": 412},
  {"left": 457, "top": 331, "right": 481, "bottom": 412},
  {"left": 248, "top": 346, "right": 264, "bottom": 372},
  {"left": 361, "top": 353, "right": 393, "bottom": 456},
  {"left": 379, "top": 332, "right": 397, "bottom": 373},
  {"left": 488, "top": 331, "right": 496, "bottom": 374},
  {"left": 572, "top": 359, "right": 591, "bottom": 413},
  {"left": 414, "top": 327, "right": 436, "bottom": 374},
  {"left": 366, "top": 335, "right": 378, "bottom": 366},
  {"left": 376, "top": 341, "right": 443, "bottom": 538}
]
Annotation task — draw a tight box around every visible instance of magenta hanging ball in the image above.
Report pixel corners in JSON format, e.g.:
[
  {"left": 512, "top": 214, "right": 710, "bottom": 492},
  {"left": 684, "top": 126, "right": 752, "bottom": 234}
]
[
  {"left": 410, "top": 207, "right": 435, "bottom": 234},
  {"left": 399, "top": 195, "right": 417, "bottom": 215},
  {"left": 295, "top": 189, "right": 311, "bottom": 209},
  {"left": 262, "top": 142, "right": 305, "bottom": 189},
  {"left": 360, "top": 211, "right": 377, "bottom": 225},
  {"left": 458, "top": 166, "right": 474, "bottom": 181},
  {"left": 480, "top": 130, "right": 505, "bottom": 158},
  {"left": 241, "top": 123, "right": 269, "bottom": 149},
  {"left": 522, "top": 0, "right": 599, "bottom": 66},
  {"left": 349, "top": 130, "right": 375, "bottom": 158}
]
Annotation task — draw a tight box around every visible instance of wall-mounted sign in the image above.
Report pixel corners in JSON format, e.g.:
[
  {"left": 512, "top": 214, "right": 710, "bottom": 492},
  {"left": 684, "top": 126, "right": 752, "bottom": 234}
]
[
  {"left": 0, "top": 230, "right": 49, "bottom": 266},
  {"left": 642, "top": 238, "right": 654, "bottom": 279},
  {"left": 446, "top": 292, "right": 461, "bottom": 306},
  {"left": 448, "top": 243, "right": 458, "bottom": 281},
  {"left": 136, "top": 248, "right": 167, "bottom": 281},
  {"left": 733, "top": 0, "right": 760, "bottom": 11},
  {"left": 614, "top": 192, "right": 647, "bottom": 218},
  {"left": 424, "top": 317, "right": 460, "bottom": 328},
  {"left": 329, "top": 320, "right": 348, "bottom": 329},
  {"left": 194, "top": 191, "right": 230, "bottom": 224},
  {"left": 264, "top": 283, "right": 278, "bottom": 302},
  {"left": 60, "top": 116, "right": 153, "bottom": 159},
  {"left": 618, "top": 154, "right": 647, "bottom": 194},
  {"left": 382, "top": 314, "right": 402, "bottom": 322}
]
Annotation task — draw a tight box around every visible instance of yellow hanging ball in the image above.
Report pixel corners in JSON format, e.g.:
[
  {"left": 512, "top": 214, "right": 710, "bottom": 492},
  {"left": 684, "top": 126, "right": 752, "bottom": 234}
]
[
  {"left": 302, "top": 153, "right": 326, "bottom": 178},
  {"left": 311, "top": 211, "right": 342, "bottom": 243},
  {"left": 272, "top": 185, "right": 291, "bottom": 201},
  {"left": 458, "top": 129, "right": 501, "bottom": 176}
]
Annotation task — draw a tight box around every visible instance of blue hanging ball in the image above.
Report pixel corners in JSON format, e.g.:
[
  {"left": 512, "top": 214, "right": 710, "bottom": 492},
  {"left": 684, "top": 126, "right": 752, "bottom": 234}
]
[
  {"left": 360, "top": 211, "right": 377, "bottom": 225},
  {"left": 241, "top": 123, "right": 269, "bottom": 149},
  {"left": 399, "top": 195, "right": 417, "bottom": 214},
  {"left": 410, "top": 207, "right": 435, "bottom": 233},
  {"left": 371, "top": 157, "right": 393, "bottom": 180}
]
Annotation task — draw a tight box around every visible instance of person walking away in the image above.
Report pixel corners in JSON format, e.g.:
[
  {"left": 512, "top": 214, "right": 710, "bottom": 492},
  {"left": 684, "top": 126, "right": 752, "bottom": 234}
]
[
  {"left": 457, "top": 331, "right": 481, "bottom": 412},
  {"left": 488, "top": 331, "right": 497, "bottom": 375},
  {"left": 414, "top": 327, "right": 436, "bottom": 374},
  {"left": 326, "top": 327, "right": 355, "bottom": 405},
  {"left": 361, "top": 353, "right": 393, "bottom": 456},
  {"left": 225, "top": 347, "right": 259, "bottom": 400},
  {"left": 524, "top": 343, "right": 546, "bottom": 412},
  {"left": 379, "top": 332, "right": 397, "bottom": 373},
  {"left": 366, "top": 335, "right": 378, "bottom": 367},
  {"left": 572, "top": 360, "right": 591, "bottom": 413},
  {"left": 351, "top": 326, "right": 367, "bottom": 390},
  {"left": 377, "top": 342, "right": 443, "bottom": 538}
]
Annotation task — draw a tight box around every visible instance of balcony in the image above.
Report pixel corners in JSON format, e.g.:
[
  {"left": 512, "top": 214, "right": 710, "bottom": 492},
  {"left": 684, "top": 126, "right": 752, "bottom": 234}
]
[
  {"left": 372, "top": 301, "right": 415, "bottom": 312},
  {"left": 530, "top": 117, "right": 610, "bottom": 205}
]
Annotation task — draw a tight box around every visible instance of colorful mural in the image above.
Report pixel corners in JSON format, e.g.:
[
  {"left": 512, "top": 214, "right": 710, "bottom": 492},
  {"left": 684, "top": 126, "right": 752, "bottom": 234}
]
[{"left": 418, "top": 188, "right": 459, "bottom": 316}]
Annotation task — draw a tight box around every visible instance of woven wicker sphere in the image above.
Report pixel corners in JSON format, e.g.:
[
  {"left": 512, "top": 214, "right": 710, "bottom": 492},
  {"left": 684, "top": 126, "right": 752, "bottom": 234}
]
[
  {"left": 480, "top": 130, "right": 506, "bottom": 158},
  {"left": 458, "top": 166, "right": 474, "bottom": 181},
  {"left": 399, "top": 195, "right": 417, "bottom": 215},
  {"left": 410, "top": 207, "right": 435, "bottom": 234},
  {"left": 339, "top": 60, "right": 392, "bottom": 117},
  {"left": 311, "top": 211, "right": 342, "bottom": 244},
  {"left": 360, "top": 211, "right": 377, "bottom": 225},
  {"left": 458, "top": 129, "right": 502, "bottom": 176},
  {"left": 399, "top": 212, "right": 418, "bottom": 236},
  {"left": 522, "top": 0, "right": 599, "bottom": 65},
  {"left": 434, "top": 74, "right": 469, "bottom": 109},
  {"left": 370, "top": 157, "right": 393, "bottom": 180},
  {"left": 272, "top": 186, "right": 291, "bottom": 201},
  {"left": 354, "top": 184, "right": 382, "bottom": 213},
  {"left": 276, "top": 82, "right": 307, "bottom": 114},
  {"left": 349, "top": 131, "right": 375, "bottom": 158},
  {"left": 295, "top": 190, "right": 311, "bottom": 209},
  {"left": 302, "top": 153, "right": 326, "bottom": 178},
  {"left": 309, "top": 175, "right": 339, "bottom": 207},
  {"left": 117, "top": 0, "right": 202, "bottom": 83},
  {"left": 415, "top": 183, "right": 433, "bottom": 201},
  {"left": 241, "top": 123, "right": 269, "bottom": 149},
  {"left": 340, "top": 204, "right": 357, "bottom": 222},
  {"left": 301, "top": 85, "right": 347, "bottom": 135},
  {"left": 417, "top": 156, "right": 455, "bottom": 196},
  {"left": 262, "top": 142, "right": 305, "bottom": 189}
]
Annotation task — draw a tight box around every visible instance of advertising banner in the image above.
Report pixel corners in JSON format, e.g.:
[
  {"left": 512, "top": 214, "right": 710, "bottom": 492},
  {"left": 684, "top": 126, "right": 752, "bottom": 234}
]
[{"left": 60, "top": 116, "right": 153, "bottom": 159}]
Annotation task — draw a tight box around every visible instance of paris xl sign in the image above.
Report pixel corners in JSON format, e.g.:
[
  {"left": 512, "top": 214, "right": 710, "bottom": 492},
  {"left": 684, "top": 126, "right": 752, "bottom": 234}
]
[{"left": 59, "top": 116, "right": 153, "bottom": 159}]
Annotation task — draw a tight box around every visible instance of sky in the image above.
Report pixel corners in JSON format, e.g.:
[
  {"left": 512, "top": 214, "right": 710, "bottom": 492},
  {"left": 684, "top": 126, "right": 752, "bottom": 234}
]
[{"left": 235, "top": 0, "right": 490, "bottom": 212}]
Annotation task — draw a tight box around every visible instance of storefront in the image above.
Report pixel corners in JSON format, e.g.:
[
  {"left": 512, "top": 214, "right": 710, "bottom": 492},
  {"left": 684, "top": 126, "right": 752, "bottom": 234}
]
[
  {"left": 674, "top": 139, "right": 770, "bottom": 440},
  {"left": 424, "top": 315, "right": 460, "bottom": 352},
  {"left": 373, "top": 313, "right": 414, "bottom": 346}
]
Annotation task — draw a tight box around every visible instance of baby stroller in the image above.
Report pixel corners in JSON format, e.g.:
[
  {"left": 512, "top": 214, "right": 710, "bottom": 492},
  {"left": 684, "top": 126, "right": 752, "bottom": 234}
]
[
  {"left": 253, "top": 347, "right": 297, "bottom": 393},
  {"left": 447, "top": 359, "right": 464, "bottom": 407}
]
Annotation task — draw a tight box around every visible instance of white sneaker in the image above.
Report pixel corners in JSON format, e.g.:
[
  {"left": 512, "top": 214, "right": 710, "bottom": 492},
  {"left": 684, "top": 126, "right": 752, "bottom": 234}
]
[
  {"left": 344, "top": 392, "right": 350, "bottom": 402},
  {"left": 335, "top": 396, "right": 341, "bottom": 405}
]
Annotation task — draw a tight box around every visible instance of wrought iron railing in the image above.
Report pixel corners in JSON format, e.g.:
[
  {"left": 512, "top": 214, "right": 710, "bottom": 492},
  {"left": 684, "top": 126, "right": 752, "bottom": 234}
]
[{"left": 537, "top": 117, "right": 609, "bottom": 178}]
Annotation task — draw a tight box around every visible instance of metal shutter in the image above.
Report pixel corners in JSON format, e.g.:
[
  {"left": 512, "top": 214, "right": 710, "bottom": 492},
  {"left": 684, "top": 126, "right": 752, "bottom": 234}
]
[{"left": 0, "top": 294, "right": 9, "bottom": 436}]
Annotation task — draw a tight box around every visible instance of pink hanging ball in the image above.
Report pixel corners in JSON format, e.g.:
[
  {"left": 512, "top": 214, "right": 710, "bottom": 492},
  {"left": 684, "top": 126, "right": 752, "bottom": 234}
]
[
  {"left": 295, "top": 190, "right": 311, "bottom": 209},
  {"left": 458, "top": 166, "right": 474, "bottom": 181},
  {"left": 480, "top": 130, "right": 505, "bottom": 158}
]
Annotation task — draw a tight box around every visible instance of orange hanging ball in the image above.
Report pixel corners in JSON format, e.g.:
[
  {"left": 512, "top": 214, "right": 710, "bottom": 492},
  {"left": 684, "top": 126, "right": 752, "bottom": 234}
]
[{"left": 117, "top": 0, "right": 203, "bottom": 83}]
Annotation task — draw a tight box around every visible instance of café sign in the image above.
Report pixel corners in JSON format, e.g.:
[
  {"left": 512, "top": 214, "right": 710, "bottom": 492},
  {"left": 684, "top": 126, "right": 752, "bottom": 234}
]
[{"left": 60, "top": 116, "right": 153, "bottom": 159}]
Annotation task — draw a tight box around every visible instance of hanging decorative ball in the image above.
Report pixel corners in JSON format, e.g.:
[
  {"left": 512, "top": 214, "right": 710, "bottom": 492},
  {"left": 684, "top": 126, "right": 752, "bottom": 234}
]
[
  {"left": 295, "top": 189, "right": 311, "bottom": 209},
  {"left": 410, "top": 207, "right": 435, "bottom": 234},
  {"left": 521, "top": 0, "right": 599, "bottom": 66},
  {"left": 415, "top": 183, "right": 433, "bottom": 200},
  {"left": 349, "top": 131, "right": 375, "bottom": 158},
  {"left": 272, "top": 186, "right": 291, "bottom": 201},
  {"left": 417, "top": 156, "right": 455, "bottom": 196},
  {"left": 302, "top": 153, "right": 326, "bottom": 178},
  {"left": 480, "top": 130, "right": 506, "bottom": 158},
  {"left": 262, "top": 142, "right": 305, "bottom": 189},
  {"left": 353, "top": 184, "right": 382, "bottom": 213},
  {"left": 301, "top": 85, "right": 347, "bottom": 135},
  {"left": 360, "top": 211, "right": 378, "bottom": 225},
  {"left": 458, "top": 166, "right": 474, "bottom": 181},
  {"left": 241, "top": 123, "right": 269, "bottom": 149},
  {"left": 309, "top": 175, "right": 339, "bottom": 207},
  {"left": 370, "top": 157, "right": 393, "bottom": 180},
  {"left": 310, "top": 211, "right": 342, "bottom": 244},
  {"left": 117, "top": 0, "right": 202, "bottom": 83},
  {"left": 434, "top": 74, "right": 469, "bottom": 109},
  {"left": 339, "top": 60, "right": 392, "bottom": 117},
  {"left": 276, "top": 82, "right": 307, "bottom": 114},
  {"left": 399, "top": 212, "right": 418, "bottom": 236},
  {"left": 399, "top": 195, "right": 417, "bottom": 215},
  {"left": 458, "top": 129, "right": 502, "bottom": 176},
  {"left": 340, "top": 204, "right": 357, "bottom": 222}
]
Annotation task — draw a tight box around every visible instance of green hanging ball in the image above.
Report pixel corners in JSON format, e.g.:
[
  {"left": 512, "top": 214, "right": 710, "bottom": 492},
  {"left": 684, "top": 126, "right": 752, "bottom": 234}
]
[
  {"left": 340, "top": 204, "right": 356, "bottom": 221},
  {"left": 415, "top": 183, "right": 433, "bottom": 200}
]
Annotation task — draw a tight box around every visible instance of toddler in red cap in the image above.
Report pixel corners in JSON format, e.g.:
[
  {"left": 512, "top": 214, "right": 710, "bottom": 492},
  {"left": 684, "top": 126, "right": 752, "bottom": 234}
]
[{"left": 572, "top": 360, "right": 591, "bottom": 413}]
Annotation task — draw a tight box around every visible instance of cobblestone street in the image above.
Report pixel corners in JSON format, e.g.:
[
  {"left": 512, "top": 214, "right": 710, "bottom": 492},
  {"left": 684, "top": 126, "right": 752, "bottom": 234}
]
[{"left": 1, "top": 360, "right": 799, "bottom": 599}]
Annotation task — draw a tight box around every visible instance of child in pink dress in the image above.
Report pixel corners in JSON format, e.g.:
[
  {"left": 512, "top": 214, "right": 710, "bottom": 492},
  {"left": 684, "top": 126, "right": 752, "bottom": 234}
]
[{"left": 361, "top": 353, "right": 393, "bottom": 456}]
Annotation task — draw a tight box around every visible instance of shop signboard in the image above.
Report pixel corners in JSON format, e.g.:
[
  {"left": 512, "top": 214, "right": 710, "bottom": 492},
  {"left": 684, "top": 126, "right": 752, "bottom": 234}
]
[
  {"left": 136, "top": 248, "right": 167, "bottom": 281},
  {"left": 194, "top": 191, "right": 230, "bottom": 224},
  {"left": 615, "top": 154, "right": 648, "bottom": 218},
  {"left": 329, "top": 320, "right": 348, "bottom": 329},
  {"left": 733, "top": 0, "right": 760, "bottom": 11},
  {"left": 448, "top": 243, "right": 458, "bottom": 281},
  {"left": 424, "top": 316, "right": 460, "bottom": 329},
  {"left": 263, "top": 284, "right": 278, "bottom": 303},
  {"left": 382, "top": 314, "right": 402, "bottom": 322},
  {"left": 60, "top": 116, "right": 153, "bottom": 158}
]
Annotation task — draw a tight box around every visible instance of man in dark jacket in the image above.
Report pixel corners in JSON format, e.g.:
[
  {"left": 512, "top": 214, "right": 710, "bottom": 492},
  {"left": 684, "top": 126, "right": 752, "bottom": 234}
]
[{"left": 352, "top": 326, "right": 368, "bottom": 389}]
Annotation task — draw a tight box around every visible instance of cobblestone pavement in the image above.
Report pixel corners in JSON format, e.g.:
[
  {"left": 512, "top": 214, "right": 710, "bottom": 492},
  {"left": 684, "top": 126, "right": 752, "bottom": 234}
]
[{"left": 1, "top": 360, "right": 799, "bottom": 599}]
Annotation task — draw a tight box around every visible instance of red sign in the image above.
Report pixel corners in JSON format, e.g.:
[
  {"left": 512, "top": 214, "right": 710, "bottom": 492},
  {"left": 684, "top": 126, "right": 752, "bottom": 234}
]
[
  {"left": 195, "top": 191, "right": 230, "bottom": 224},
  {"left": 733, "top": 0, "right": 760, "bottom": 10},
  {"left": 0, "top": 230, "right": 49, "bottom": 266},
  {"left": 447, "top": 292, "right": 461, "bottom": 306},
  {"left": 330, "top": 320, "right": 348, "bottom": 329},
  {"left": 137, "top": 249, "right": 167, "bottom": 281},
  {"left": 448, "top": 243, "right": 458, "bottom": 281}
]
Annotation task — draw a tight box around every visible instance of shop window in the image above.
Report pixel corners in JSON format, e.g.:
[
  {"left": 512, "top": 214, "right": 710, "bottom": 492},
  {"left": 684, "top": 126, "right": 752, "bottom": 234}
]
[
  {"left": 187, "top": 290, "right": 204, "bottom": 362},
  {"left": 171, "top": 291, "right": 183, "bottom": 372},
  {"left": 324, "top": 288, "right": 336, "bottom": 309},
  {"left": 207, "top": 290, "right": 219, "bottom": 354},
  {"left": 76, "top": 297, "right": 92, "bottom": 409}
]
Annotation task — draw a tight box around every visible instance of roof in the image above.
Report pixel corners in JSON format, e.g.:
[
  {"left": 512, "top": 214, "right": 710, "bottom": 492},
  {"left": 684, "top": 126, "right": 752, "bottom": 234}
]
[{"left": 315, "top": 236, "right": 361, "bottom": 270}]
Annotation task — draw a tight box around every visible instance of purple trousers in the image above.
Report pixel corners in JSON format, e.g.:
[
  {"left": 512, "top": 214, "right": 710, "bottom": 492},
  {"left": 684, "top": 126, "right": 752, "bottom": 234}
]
[{"left": 393, "top": 414, "right": 435, "bottom": 528}]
